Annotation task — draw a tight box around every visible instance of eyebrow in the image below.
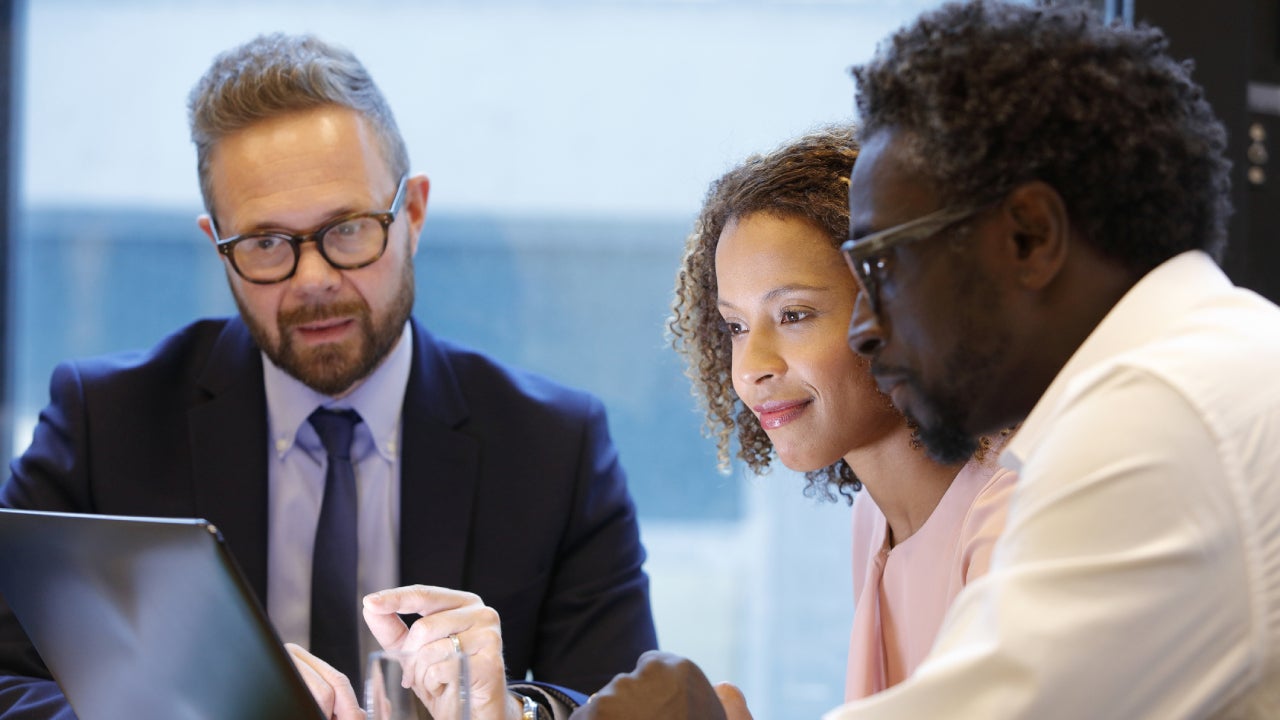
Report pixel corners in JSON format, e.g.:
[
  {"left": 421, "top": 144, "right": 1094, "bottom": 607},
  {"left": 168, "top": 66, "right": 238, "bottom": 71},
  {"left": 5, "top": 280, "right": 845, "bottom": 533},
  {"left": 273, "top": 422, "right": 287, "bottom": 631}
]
[
  {"left": 717, "top": 282, "right": 837, "bottom": 311},
  {"left": 240, "top": 205, "right": 365, "bottom": 235}
]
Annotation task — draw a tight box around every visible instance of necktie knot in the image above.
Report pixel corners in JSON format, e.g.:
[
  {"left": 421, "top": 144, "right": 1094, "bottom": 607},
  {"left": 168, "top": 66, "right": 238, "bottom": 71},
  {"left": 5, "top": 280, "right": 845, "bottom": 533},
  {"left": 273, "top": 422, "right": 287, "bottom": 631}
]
[{"left": 309, "top": 408, "right": 361, "bottom": 461}]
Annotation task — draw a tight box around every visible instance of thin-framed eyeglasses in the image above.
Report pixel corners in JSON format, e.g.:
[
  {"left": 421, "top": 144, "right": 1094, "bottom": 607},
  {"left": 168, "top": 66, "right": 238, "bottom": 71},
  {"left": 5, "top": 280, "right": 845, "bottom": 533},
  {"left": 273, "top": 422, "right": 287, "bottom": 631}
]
[
  {"left": 213, "top": 174, "right": 410, "bottom": 284},
  {"left": 839, "top": 203, "right": 986, "bottom": 317}
]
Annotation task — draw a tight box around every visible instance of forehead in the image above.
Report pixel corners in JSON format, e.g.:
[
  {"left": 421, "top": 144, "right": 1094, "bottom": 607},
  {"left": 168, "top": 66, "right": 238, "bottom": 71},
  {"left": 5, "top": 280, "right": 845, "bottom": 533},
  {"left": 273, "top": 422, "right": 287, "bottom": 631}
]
[
  {"left": 207, "top": 106, "right": 392, "bottom": 230},
  {"left": 715, "top": 213, "right": 853, "bottom": 292},
  {"left": 848, "top": 129, "right": 941, "bottom": 236},
  {"left": 718, "top": 211, "right": 835, "bottom": 258}
]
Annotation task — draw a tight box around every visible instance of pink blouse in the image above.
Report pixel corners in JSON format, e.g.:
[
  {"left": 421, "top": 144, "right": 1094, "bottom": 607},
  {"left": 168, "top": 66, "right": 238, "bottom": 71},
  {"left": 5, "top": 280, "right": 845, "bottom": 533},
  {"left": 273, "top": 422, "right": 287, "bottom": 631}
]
[{"left": 844, "top": 458, "right": 1017, "bottom": 700}]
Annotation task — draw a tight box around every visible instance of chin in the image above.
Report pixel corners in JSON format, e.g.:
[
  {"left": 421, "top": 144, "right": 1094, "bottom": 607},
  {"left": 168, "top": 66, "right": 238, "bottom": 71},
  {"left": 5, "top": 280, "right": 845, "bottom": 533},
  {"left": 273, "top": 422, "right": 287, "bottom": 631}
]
[
  {"left": 914, "top": 422, "right": 979, "bottom": 465},
  {"left": 775, "top": 447, "right": 840, "bottom": 475}
]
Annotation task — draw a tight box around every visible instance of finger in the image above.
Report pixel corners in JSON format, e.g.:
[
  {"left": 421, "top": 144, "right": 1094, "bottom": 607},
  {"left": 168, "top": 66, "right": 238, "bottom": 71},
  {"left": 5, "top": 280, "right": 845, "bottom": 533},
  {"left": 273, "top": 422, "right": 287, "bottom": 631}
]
[
  {"left": 362, "top": 599, "right": 411, "bottom": 650},
  {"left": 363, "top": 585, "right": 481, "bottom": 649},
  {"left": 715, "top": 682, "right": 753, "bottom": 720},
  {"left": 407, "top": 645, "right": 456, "bottom": 699},
  {"left": 408, "top": 629, "right": 492, "bottom": 692},
  {"left": 287, "top": 644, "right": 337, "bottom": 717},
  {"left": 400, "top": 632, "right": 467, "bottom": 686},
  {"left": 366, "top": 585, "right": 481, "bottom": 617},
  {"left": 401, "top": 603, "right": 499, "bottom": 657},
  {"left": 285, "top": 642, "right": 363, "bottom": 720},
  {"left": 401, "top": 630, "right": 509, "bottom": 720},
  {"left": 368, "top": 589, "right": 509, "bottom": 720}
]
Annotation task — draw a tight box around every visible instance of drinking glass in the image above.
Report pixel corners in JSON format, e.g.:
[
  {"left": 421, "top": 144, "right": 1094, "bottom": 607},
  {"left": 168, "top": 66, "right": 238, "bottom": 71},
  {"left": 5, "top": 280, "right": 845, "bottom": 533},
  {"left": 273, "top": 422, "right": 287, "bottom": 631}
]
[{"left": 365, "top": 648, "right": 471, "bottom": 720}]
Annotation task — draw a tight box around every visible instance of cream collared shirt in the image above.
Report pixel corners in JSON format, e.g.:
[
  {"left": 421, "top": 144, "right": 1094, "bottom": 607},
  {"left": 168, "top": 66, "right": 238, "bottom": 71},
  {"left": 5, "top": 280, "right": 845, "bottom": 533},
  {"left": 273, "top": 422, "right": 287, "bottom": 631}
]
[{"left": 827, "top": 251, "right": 1280, "bottom": 719}]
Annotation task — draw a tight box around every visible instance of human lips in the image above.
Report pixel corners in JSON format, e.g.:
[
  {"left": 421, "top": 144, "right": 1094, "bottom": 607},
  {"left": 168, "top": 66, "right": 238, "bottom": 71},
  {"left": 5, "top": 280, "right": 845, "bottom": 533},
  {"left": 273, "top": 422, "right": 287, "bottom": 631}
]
[
  {"left": 870, "top": 367, "right": 914, "bottom": 411},
  {"left": 292, "top": 315, "right": 355, "bottom": 342},
  {"left": 753, "top": 399, "right": 812, "bottom": 429},
  {"left": 872, "top": 373, "right": 903, "bottom": 396},
  {"left": 869, "top": 360, "right": 909, "bottom": 395}
]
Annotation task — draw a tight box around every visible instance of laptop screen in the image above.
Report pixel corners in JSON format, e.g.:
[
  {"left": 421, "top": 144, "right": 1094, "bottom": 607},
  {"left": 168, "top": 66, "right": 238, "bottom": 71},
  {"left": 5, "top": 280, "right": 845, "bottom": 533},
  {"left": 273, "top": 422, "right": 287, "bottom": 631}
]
[{"left": 0, "top": 508, "right": 324, "bottom": 720}]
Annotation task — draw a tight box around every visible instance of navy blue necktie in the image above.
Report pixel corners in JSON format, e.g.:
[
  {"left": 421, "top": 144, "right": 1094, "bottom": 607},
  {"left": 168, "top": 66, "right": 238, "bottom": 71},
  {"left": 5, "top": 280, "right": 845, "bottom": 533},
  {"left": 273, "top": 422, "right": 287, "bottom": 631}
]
[{"left": 308, "top": 408, "right": 363, "bottom": 688}]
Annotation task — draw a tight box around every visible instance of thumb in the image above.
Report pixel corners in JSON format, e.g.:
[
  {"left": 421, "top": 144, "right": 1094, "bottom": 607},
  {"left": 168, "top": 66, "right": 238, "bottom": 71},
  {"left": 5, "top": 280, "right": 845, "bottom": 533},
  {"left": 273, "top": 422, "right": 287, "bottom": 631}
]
[{"left": 714, "top": 682, "right": 753, "bottom": 720}]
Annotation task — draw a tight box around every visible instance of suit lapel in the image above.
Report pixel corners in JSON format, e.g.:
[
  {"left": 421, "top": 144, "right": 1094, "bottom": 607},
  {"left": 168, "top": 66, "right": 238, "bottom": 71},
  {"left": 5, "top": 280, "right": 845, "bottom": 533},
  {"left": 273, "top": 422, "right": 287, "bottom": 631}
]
[
  {"left": 188, "top": 319, "right": 272, "bottom": 602},
  {"left": 399, "top": 321, "right": 479, "bottom": 591},
  {"left": 179, "top": 318, "right": 478, "bottom": 601}
]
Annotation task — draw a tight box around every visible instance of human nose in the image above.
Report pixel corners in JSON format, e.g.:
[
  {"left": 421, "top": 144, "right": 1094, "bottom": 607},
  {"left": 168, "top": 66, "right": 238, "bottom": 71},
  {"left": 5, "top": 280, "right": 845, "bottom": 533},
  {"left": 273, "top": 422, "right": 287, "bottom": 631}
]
[
  {"left": 290, "top": 242, "right": 342, "bottom": 292},
  {"left": 736, "top": 327, "right": 785, "bottom": 386},
  {"left": 847, "top": 291, "right": 885, "bottom": 358}
]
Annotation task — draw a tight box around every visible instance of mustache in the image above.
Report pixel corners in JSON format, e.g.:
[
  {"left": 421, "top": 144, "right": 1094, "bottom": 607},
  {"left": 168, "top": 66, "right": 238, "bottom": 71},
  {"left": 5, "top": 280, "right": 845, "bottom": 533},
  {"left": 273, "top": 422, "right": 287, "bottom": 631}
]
[
  {"left": 279, "top": 300, "right": 367, "bottom": 327},
  {"left": 868, "top": 359, "right": 916, "bottom": 382}
]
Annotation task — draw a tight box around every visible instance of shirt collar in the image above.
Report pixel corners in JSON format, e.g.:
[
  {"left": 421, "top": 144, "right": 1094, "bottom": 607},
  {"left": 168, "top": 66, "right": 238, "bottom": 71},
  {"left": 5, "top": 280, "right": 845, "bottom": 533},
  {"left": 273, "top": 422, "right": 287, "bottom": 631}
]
[
  {"left": 263, "top": 321, "right": 414, "bottom": 462},
  {"left": 1001, "top": 250, "right": 1229, "bottom": 472}
]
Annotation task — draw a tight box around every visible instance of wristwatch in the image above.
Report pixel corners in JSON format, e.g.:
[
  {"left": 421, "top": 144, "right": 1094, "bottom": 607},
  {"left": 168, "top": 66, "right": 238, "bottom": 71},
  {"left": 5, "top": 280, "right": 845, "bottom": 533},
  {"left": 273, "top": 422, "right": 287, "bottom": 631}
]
[{"left": 519, "top": 692, "right": 543, "bottom": 720}]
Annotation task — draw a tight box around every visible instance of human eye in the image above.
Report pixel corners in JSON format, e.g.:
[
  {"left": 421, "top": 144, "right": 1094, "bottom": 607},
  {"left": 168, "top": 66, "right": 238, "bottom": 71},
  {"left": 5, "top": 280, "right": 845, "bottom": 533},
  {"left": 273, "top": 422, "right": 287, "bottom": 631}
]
[
  {"left": 322, "top": 216, "right": 382, "bottom": 257},
  {"left": 780, "top": 308, "right": 813, "bottom": 324},
  {"left": 240, "top": 234, "right": 289, "bottom": 254},
  {"left": 329, "top": 218, "right": 364, "bottom": 237},
  {"left": 719, "top": 316, "right": 747, "bottom": 338}
]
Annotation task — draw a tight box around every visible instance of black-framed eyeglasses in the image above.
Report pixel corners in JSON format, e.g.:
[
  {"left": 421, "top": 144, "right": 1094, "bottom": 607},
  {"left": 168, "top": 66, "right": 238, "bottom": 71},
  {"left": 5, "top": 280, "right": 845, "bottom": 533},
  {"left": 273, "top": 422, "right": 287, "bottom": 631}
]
[
  {"left": 213, "top": 175, "right": 410, "bottom": 284},
  {"left": 839, "top": 203, "right": 986, "bottom": 317}
]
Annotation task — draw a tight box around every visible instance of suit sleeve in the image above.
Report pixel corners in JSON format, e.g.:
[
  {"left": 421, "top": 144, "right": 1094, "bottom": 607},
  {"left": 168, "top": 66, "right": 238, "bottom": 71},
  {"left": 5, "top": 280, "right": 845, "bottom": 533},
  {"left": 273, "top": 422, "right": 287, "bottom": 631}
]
[
  {"left": 0, "top": 362, "right": 91, "bottom": 719},
  {"left": 528, "top": 396, "right": 658, "bottom": 694}
]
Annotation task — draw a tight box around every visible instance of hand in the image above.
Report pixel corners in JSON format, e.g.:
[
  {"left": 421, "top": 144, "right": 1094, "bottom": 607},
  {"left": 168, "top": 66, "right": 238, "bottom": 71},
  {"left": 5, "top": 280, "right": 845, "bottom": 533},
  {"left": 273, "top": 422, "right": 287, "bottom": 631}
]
[
  {"left": 363, "top": 585, "right": 521, "bottom": 720},
  {"left": 569, "top": 650, "right": 726, "bottom": 720},
  {"left": 285, "top": 642, "right": 364, "bottom": 720},
  {"left": 714, "top": 682, "right": 753, "bottom": 720}
]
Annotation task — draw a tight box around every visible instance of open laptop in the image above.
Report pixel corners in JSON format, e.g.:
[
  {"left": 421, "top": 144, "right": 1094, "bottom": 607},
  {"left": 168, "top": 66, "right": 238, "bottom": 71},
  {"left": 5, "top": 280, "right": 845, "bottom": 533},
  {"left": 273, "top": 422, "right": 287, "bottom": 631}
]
[{"left": 0, "top": 508, "right": 325, "bottom": 720}]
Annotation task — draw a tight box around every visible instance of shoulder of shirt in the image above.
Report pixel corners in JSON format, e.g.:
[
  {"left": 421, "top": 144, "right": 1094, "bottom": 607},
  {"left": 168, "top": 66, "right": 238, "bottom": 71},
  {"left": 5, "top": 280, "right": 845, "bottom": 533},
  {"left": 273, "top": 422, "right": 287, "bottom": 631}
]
[{"left": 954, "top": 459, "right": 1018, "bottom": 542}]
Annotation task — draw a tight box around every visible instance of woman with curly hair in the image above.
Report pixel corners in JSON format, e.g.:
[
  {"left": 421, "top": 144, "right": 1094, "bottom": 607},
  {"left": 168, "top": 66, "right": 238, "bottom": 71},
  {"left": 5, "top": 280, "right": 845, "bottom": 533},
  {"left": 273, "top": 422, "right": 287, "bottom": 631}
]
[{"left": 669, "top": 125, "right": 1016, "bottom": 700}]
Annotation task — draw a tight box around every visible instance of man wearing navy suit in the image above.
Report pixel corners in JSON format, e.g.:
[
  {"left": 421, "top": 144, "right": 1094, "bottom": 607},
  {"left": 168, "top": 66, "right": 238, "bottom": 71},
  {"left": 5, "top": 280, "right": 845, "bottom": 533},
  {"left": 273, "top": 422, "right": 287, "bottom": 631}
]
[{"left": 0, "top": 33, "right": 656, "bottom": 720}]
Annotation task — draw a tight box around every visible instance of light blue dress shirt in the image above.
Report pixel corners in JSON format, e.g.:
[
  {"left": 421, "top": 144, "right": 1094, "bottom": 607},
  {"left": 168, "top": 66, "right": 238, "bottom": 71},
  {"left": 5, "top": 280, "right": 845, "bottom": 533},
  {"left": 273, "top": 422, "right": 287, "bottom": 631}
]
[{"left": 261, "top": 322, "right": 412, "bottom": 670}]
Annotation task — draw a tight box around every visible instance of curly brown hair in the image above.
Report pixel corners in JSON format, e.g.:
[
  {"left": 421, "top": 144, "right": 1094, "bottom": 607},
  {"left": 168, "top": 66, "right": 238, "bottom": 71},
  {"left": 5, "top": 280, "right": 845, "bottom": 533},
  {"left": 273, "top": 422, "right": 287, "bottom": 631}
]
[{"left": 668, "top": 125, "right": 868, "bottom": 503}]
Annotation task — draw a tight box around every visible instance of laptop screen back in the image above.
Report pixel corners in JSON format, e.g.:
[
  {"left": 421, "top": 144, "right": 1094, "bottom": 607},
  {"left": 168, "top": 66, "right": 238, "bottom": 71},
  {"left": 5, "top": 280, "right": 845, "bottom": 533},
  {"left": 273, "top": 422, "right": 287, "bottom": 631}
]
[{"left": 0, "top": 508, "right": 324, "bottom": 720}]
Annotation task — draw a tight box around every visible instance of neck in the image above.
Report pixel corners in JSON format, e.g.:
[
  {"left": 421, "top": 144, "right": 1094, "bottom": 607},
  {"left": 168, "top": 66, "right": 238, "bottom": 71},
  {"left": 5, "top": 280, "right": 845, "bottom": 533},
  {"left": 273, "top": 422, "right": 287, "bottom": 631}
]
[
  {"left": 845, "top": 424, "right": 965, "bottom": 547},
  {"left": 994, "top": 244, "right": 1143, "bottom": 430}
]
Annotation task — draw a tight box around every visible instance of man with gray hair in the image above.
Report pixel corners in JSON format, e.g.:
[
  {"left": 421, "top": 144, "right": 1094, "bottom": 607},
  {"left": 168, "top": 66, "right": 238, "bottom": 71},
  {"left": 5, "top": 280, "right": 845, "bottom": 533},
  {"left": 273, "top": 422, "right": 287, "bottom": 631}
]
[{"left": 0, "top": 33, "right": 656, "bottom": 720}]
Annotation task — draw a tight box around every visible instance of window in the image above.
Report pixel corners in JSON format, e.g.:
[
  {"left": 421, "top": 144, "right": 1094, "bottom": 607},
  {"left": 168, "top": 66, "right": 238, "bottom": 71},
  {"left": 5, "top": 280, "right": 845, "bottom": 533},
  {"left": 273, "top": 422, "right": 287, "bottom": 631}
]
[{"left": 15, "top": 2, "right": 947, "bottom": 715}]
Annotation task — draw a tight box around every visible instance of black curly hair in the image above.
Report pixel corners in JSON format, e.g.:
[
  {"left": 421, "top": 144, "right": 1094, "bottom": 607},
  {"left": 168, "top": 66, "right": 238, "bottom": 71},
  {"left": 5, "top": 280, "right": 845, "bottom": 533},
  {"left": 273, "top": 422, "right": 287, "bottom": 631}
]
[
  {"left": 851, "top": 0, "right": 1232, "bottom": 273},
  {"left": 668, "top": 125, "right": 870, "bottom": 503}
]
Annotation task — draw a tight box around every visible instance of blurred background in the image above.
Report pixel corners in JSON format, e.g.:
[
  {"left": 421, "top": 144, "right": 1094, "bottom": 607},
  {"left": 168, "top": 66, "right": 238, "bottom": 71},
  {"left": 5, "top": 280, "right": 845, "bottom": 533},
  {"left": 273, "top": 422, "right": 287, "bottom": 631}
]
[{"left": 6, "top": 0, "right": 1276, "bottom": 717}]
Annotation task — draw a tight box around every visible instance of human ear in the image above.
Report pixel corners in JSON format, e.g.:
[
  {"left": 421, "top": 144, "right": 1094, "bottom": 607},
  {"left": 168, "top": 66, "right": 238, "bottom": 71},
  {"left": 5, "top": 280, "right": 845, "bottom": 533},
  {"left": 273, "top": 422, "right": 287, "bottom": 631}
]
[
  {"left": 1002, "top": 181, "right": 1070, "bottom": 291},
  {"left": 197, "top": 214, "right": 218, "bottom": 247},
  {"left": 403, "top": 174, "right": 430, "bottom": 257}
]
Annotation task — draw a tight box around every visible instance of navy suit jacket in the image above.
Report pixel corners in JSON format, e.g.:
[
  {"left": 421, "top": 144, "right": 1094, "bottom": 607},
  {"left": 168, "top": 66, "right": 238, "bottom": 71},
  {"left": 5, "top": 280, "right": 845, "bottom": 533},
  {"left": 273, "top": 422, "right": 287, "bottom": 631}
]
[{"left": 0, "top": 317, "right": 657, "bottom": 719}]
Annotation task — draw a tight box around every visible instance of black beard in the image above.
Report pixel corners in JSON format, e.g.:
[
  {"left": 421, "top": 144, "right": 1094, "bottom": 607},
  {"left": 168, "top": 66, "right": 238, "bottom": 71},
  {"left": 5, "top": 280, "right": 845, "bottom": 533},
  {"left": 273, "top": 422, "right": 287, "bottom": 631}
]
[{"left": 908, "top": 407, "right": 980, "bottom": 464}]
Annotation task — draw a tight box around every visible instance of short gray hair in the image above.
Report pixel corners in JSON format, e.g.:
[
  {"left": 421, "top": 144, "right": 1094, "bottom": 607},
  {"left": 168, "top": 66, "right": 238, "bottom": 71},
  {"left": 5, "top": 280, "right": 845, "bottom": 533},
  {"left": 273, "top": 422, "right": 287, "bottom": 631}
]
[{"left": 188, "top": 33, "right": 410, "bottom": 218}]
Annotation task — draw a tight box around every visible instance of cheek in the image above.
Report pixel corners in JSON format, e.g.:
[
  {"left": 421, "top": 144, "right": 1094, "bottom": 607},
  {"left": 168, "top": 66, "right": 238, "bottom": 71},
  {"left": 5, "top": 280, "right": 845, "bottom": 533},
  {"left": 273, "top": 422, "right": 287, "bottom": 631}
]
[
  {"left": 883, "top": 283, "right": 954, "bottom": 361},
  {"left": 360, "top": 239, "right": 414, "bottom": 304},
  {"left": 234, "top": 280, "right": 282, "bottom": 320},
  {"left": 808, "top": 342, "right": 870, "bottom": 403},
  {"left": 727, "top": 349, "right": 746, "bottom": 397},
  {"left": 819, "top": 345, "right": 890, "bottom": 408},
  {"left": 351, "top": 267, "right": 400, "bottom": 313}
]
